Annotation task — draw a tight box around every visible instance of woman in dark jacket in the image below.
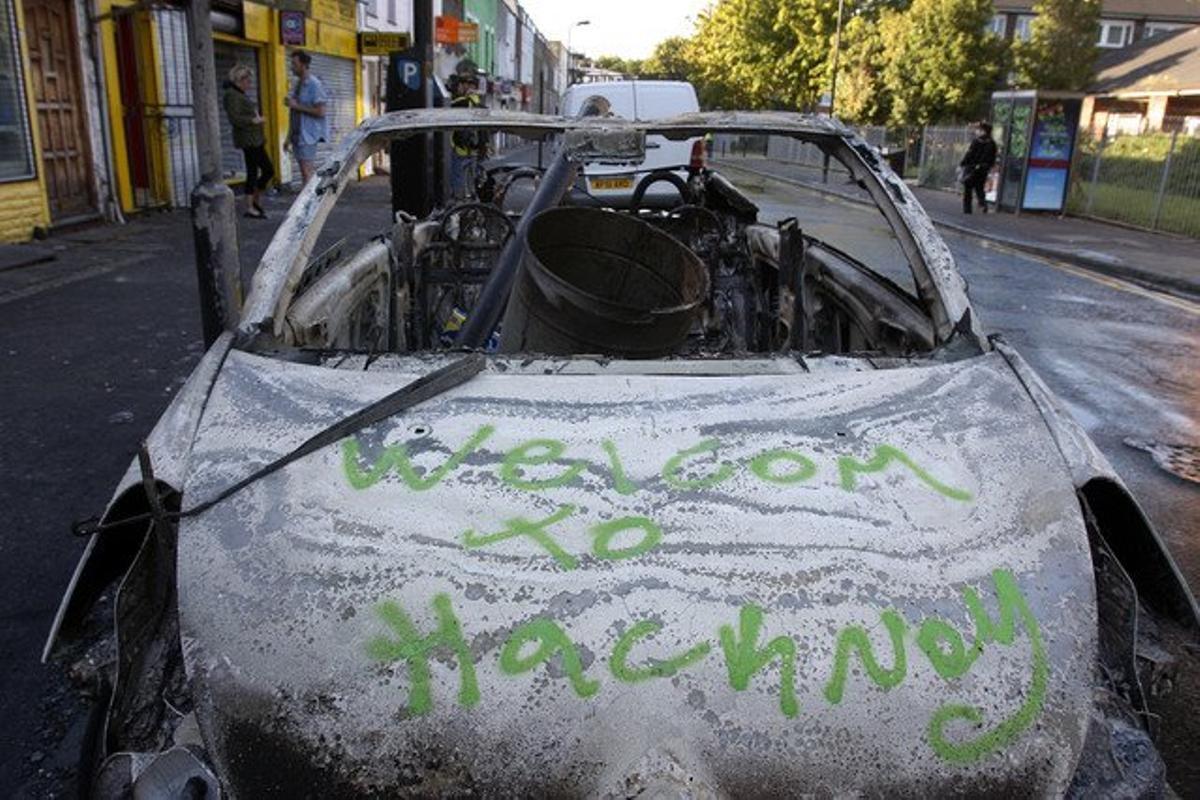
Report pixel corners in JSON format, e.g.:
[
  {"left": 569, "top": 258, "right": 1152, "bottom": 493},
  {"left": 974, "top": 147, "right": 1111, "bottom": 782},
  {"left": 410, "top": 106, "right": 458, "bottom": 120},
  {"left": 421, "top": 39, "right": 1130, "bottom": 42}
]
[
  {"left": 222, "top": 64, "right": 273, "bottom": 219},
  {"left": 959, "top": 121, "right": 997, "bottom": 214}
]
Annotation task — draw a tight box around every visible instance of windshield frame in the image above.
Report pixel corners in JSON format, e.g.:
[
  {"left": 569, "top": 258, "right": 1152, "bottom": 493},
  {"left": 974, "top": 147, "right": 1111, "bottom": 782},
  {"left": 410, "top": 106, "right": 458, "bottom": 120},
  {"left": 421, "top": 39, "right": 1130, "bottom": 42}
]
[{"left": 236, "top": 109, "right": 981, "bottom": 352}]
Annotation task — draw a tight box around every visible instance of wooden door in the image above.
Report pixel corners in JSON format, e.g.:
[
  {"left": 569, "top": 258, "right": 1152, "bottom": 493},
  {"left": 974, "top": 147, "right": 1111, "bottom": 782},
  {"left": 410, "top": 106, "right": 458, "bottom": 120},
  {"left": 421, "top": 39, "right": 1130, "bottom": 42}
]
[{"left": 23, "top": 0, "right": 95, "bottom": 220}]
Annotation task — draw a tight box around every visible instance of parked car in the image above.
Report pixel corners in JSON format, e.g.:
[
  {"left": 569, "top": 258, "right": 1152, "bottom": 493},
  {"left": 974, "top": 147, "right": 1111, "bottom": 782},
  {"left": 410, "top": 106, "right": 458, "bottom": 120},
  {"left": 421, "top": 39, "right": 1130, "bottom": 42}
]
[
  {"left": 47, "top": 108, "right": 1198, "bottom": 798},
  {"left": 561, "top": 80, "right": 703, "bottom": 207}
]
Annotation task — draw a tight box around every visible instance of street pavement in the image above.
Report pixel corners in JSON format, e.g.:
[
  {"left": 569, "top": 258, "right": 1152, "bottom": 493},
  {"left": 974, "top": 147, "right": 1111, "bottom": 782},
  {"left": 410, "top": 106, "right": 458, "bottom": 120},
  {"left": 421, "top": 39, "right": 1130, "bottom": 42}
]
[
  {"left": 717, "top": 154, "right": 1200, "bottom": 300},
  {"left": 0, "top": 171, "right": 1197, "bottom": 795}
]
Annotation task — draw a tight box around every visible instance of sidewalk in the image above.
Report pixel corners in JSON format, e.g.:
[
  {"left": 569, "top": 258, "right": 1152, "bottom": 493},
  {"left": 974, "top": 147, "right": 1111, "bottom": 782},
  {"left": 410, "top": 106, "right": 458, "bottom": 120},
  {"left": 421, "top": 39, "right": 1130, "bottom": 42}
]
[
  {"left": 0, "top": 178, "right": 393, "bottom": 306},
  {"left": 716, "top": 156, "right": 1200, "bottom": 300}
]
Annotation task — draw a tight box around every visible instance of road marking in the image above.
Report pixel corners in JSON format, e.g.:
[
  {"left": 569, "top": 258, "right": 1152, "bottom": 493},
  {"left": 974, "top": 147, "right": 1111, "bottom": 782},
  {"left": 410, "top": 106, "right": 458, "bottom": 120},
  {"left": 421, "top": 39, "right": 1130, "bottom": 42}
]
[{"left": 964, "top": 235, "right": 1200, "bottom": 316}]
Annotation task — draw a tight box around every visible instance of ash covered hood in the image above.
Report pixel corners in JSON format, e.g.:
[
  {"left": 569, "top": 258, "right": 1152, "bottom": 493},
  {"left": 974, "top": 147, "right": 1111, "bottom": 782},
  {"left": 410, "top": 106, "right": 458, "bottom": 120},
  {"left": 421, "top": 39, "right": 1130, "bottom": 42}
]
[{"left": 176, "top": 349, "right": 1095, "bottom": 796}]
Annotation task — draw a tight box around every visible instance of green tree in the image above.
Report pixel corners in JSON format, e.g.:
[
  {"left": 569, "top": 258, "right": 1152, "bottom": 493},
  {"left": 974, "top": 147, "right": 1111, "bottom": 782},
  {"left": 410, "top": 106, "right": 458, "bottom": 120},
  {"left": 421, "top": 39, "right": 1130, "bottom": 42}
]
[
  {"left": 641, "top": 36, "right": 696, "bottom": 80},
  {"left": 835, "top": 11, "right": 901, "bottom": 123},
  {"left": 1012, "top": 0, "right": 1102, "bottom": 90},
  {"left": 686, "top": 0, "right": 851, "bottom": 110},
  {"left": 880, "top": 0, "right": 1003, "bottom": 125}
]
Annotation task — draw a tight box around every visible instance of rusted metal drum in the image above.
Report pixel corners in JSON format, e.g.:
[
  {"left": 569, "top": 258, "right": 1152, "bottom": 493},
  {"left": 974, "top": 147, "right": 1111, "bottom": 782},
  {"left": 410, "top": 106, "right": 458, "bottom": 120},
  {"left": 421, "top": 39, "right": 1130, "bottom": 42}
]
[{"left": 499, "top": 207, "right": 708, "bottom": 358}]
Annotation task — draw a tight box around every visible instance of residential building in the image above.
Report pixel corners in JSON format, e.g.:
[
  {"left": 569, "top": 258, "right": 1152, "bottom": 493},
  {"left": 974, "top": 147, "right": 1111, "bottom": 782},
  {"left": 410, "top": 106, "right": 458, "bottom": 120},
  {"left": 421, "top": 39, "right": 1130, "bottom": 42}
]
[
  {"left": 358, "top": 0, "right": 412, "bottom": 175},
  {"left": 992, "top": 1, "right": 1200, "bottom": 49},
  {"left": 1081, "top": 26, "right": 1200, "bottom": 134},
  {"left": 1, "top": 0, "right": 117, "bottom": 242}
]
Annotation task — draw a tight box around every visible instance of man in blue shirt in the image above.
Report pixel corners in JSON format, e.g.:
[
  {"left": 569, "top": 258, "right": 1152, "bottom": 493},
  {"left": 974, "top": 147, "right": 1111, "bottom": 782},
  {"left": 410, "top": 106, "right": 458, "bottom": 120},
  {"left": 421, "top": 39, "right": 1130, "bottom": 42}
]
[{"left": 284, "top": 50, "right": 329, "bottom": 185}]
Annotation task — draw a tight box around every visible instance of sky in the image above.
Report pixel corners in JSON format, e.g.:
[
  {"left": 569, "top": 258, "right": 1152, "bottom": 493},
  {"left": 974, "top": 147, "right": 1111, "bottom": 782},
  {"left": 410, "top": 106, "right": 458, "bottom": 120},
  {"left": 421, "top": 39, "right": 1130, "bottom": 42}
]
[{"left": 517, "top": 0, "right": 712, "bottom": 60}]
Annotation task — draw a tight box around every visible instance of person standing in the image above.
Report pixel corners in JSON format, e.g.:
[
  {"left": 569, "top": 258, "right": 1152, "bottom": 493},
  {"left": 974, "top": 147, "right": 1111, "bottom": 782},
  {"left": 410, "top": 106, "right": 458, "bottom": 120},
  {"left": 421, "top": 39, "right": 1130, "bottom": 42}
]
[
  {"left": 959, "top": 121, "right": 997, "bottom": 214},
  {"left": 449, "top": 74, "right": 485, "bottom": 199},
  {"left": 284, "top": 50, "right": 329, "bottom": 185},
  {"left": 222, "top": 64, "right": 273, "bottom": 219}
]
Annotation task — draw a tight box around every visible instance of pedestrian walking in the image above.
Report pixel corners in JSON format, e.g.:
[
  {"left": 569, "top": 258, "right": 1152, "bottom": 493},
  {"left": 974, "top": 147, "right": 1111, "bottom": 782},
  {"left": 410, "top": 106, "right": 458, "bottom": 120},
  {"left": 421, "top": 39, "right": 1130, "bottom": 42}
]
[
  {"left": 959, "top": 121, "right": 997, "bottom": 215},
  {"left": 222, "top": 64, "right": 273, "bottom": 219},
  {"left": 285, "top": 50, "right": 329, "bottom": 185}
]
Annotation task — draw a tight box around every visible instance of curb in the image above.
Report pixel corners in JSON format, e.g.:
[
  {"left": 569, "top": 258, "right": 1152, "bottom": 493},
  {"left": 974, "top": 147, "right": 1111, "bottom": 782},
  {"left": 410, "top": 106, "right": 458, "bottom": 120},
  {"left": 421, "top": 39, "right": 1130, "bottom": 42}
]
[{"left": 716, "top": 160, "right": 1200, "bottom": 302}]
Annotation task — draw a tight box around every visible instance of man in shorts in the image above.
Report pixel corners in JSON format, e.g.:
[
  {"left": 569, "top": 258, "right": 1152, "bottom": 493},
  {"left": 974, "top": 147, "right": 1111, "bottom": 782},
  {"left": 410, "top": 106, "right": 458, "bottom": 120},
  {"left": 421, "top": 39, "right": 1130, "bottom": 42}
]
[{"left": 285, "top": 50, "right": 329, "bottom": 185}]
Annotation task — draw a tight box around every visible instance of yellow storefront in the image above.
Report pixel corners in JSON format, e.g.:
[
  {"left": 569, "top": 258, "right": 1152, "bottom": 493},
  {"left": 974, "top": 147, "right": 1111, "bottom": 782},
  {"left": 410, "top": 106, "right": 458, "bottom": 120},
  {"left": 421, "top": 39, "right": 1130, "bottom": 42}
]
[
  {"left": 97, "top": 0, "right": 362, "bottom": 215},
  {"left": 0, "top": 0, "right": 51, "bottom": 243}
]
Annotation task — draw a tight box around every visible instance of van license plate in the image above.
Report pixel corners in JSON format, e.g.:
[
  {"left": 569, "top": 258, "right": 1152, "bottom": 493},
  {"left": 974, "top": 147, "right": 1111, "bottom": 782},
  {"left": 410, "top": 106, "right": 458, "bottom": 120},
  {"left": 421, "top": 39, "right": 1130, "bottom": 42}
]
[{"left": 590, "top": 176, "right": 634, "bottom": 190}]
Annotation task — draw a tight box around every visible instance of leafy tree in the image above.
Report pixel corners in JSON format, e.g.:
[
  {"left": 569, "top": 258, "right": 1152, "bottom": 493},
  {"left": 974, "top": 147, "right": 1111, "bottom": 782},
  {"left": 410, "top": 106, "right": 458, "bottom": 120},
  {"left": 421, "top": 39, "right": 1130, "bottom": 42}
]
[
  {"left": 835, "top": 11, "right": 900, "bottom": 123},
  {"left": 1012, "top": 0, "right": 1102, "bottom": 90},
  {"left": 641, "top": 36, "right": 696, "bottom": 80},
  {"left": 879, "top": 0, "right": 1004, "bottom": 125},
  {"left": 593, "top": 55, "right": 644, "bottom": 76}
]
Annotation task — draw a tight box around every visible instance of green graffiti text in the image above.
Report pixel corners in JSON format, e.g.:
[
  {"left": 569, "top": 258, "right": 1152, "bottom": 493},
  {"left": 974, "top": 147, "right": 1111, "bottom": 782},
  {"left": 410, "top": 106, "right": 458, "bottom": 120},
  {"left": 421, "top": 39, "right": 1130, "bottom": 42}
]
[
  {"left": 609, "top": 621, "right": 711, "bottom": 683},
  {"left": 837, "top": 444, "right": 973, "bottom": 501},
  {"left": 499, "top": 618, "right": 600, "bottom": 698}
]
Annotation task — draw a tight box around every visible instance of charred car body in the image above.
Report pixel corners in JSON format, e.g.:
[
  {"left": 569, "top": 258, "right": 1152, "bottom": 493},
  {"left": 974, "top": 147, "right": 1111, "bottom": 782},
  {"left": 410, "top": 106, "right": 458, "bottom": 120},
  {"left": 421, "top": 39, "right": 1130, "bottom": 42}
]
[{"left": 47, "top": 109, "right": 1199, "bottom": 798}]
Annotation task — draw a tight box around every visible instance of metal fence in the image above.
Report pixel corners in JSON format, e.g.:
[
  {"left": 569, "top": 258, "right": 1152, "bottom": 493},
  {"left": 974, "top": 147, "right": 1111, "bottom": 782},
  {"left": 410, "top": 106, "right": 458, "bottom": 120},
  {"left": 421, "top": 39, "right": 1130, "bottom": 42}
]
[
  {"left": 712, "top": 129, "right": 922, "bottom": 179},
  {"left": 1068, "top": 118, "right": 1200, "bottom": 238},
  {"left": 917, "top": 126, "right": 977, "bottom": 191}
]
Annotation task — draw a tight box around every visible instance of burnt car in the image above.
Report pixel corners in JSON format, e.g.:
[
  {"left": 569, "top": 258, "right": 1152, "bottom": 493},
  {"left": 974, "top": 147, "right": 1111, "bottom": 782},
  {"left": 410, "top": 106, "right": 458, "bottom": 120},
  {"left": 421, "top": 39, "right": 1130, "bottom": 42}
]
[{"left": 46, "top": 109, "right": 1199, "bottom": 798}]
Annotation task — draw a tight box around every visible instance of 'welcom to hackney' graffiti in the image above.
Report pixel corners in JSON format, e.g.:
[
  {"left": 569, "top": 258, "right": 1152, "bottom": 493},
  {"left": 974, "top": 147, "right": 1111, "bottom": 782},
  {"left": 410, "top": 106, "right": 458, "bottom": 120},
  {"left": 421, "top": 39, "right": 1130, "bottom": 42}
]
[{"left": 342, "top": 425, "right": 1046, "bottom": 766}]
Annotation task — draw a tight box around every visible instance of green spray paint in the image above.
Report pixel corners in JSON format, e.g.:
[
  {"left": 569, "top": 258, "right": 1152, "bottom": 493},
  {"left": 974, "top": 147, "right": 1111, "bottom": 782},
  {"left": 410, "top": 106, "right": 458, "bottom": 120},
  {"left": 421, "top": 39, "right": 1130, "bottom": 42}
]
[
  {"left": 837, "top": 444, "right": 973, "bottom": 501},
  {"left": 601, "top": 439, "right": 638, "bottom": 495},
  {"left": 590, "top": 516, "right": 662, "bottom": 561},
  {"left": 823, "top": 609, "right": 908, "bottom": 704},
  {"left": 748, "top": 448, "right": 817, "bottom": 485},
  {"left": 916, "top": 618, "right": 977, "bottom": 680},
  {"left": 609, "top": 621, "right": 711, "bottom": 683},
  {"left": 719, "top": 604, "right": 799, "bottom": 718},
  {"left": 499, "top": 618, "right": 600, "bottom": 698},
  {"left": 662, "top": 438, "right": 736, "bottom": 491},
  {"left": 343, "top": 425, "right": 495, "bottom": 491},
  {"left": 365, "top": 594, "right": 479, "bottom": 716},
  {"left": 462, "top": 504, "right": 579, "bottom": 570},
  {"left": 499, "top": 438, "right": 586, "bottom": 491},
  {"left": 926, "top": 569, "right": 1048, "bottom": 764}
]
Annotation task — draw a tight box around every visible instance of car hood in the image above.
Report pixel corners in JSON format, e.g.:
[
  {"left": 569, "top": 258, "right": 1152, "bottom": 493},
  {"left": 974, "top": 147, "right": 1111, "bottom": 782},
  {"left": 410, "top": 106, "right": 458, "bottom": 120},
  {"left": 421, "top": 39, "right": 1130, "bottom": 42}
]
[{"left": 177, "top": 349, "right": 1095, "bottom": 797}]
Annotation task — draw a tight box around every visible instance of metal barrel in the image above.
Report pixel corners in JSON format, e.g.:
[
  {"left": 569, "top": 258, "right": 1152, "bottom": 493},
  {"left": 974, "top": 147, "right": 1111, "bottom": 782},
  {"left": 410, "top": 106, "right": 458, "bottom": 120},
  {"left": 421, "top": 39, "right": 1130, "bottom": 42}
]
[{"left": 498, "top": 208, "right": 709, "bottom": 358}]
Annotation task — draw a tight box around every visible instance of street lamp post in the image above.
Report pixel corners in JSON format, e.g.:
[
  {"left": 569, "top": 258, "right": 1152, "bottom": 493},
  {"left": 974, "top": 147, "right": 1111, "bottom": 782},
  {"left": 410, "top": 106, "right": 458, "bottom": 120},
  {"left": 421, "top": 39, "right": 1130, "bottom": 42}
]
[
  {"left": 822, "top": 0, "right": 846, "bottom": 184},
  {"left": 567, "top": 19, "right": 590, "bottom": 86}
]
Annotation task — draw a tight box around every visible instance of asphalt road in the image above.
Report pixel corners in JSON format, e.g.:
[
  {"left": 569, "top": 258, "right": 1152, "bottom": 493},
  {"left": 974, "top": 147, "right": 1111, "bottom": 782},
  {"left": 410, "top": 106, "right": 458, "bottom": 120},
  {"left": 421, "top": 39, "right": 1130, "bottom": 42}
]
[{"left": 1, "top": 171, "right": 1196, "bottom": 795}]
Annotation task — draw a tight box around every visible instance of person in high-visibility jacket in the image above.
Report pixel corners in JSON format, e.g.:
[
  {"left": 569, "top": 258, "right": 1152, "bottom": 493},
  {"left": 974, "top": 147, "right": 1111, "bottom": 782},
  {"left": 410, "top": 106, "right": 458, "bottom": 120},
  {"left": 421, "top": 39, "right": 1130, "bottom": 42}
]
[{"left": 449, "top": 75, "right": 486, "bottom": 199}]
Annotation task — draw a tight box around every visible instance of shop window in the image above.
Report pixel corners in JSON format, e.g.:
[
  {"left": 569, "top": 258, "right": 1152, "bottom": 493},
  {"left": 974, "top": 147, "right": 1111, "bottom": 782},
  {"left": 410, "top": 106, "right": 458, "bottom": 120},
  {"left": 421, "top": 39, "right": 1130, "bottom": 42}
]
[{"left": 0, "top": 0, "right": 36, "bottom": 183}]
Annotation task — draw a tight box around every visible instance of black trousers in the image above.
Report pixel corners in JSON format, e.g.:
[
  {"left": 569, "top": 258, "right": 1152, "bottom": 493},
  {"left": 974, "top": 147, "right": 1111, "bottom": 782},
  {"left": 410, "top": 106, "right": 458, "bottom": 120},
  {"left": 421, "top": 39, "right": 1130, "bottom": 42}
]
[
  {"left": 242, "top": 145, "right": 274, "bottom": 193},
  {"left": 962, "top": 170, "right": 986, "bottom": 213}
]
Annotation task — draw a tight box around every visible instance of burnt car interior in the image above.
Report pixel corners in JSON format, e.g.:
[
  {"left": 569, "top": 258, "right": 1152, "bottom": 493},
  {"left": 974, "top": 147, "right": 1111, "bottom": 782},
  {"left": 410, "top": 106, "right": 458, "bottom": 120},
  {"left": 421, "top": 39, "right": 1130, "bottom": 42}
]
[{"left": 274, "top": 123, "right": 939, "bottom": 361}]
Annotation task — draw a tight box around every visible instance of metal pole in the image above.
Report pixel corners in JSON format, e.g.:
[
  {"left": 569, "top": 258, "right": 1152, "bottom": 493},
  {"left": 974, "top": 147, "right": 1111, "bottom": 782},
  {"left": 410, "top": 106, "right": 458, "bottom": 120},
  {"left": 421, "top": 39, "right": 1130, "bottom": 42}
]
[
  {"left": 457, "top": 151, "right": 579, "bottom": 349},
  {"left": 1151, "top": 129, "right": 1178, "bottom": 230},
  {"left": 187, "top": 0, "right": 241, "bottom": 346},
  {"left": 828, "top": 0, "right": 845, "bottom": 118},
  {"left": 821, "top": 0, "right": 845, "bottom": 185},
  {"left": 1085, "top": 132, "right": 1105, "bottom": 215}
]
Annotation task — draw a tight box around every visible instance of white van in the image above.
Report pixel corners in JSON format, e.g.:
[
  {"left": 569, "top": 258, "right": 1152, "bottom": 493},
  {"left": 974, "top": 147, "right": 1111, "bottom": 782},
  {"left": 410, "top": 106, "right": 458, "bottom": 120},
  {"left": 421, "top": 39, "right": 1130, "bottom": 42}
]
[{"left": 560, "top": 80, "right": 702, "bottom": 208}]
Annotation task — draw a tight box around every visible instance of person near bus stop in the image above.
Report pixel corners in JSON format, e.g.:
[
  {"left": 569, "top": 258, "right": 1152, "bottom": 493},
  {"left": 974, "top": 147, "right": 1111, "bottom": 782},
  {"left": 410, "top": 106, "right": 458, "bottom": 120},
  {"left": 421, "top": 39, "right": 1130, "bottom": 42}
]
[
  {"left": 959, "top": 121, "right": 997, "bottom": 214},
  {"left": 222, "top": 64, "right": 273, "bottom": 219},
  {"left": 284, "top": 50, "right": 329, "bottom": 185},
  {"left": 449, "top": 72, "right": 486, "bottom": 199}
]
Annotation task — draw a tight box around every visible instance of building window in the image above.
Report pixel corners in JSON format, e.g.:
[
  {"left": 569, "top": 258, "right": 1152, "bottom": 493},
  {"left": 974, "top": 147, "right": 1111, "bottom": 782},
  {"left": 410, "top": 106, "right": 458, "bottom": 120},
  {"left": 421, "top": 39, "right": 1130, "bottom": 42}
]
[
  {"left": 0, "top": 0, "right": 35, "bottom": 183},
  {"left": 987, "top": 14, "right": 1007, "bottom": 37},
  {"left": 1145, "top": 21, "right": 1185, "bottom": 39},
  {"left": 1013, "top": 15, "right": 1034, "bottom": 42},
  {"left": 387, "top": 0, "right": 396, "bottom": 24},
  {"left": 365, "top": 0, "right": 377, "bottom": 18},
  {"left": 1097, "top": 19, "right": 1134, "bottom": 48}
]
